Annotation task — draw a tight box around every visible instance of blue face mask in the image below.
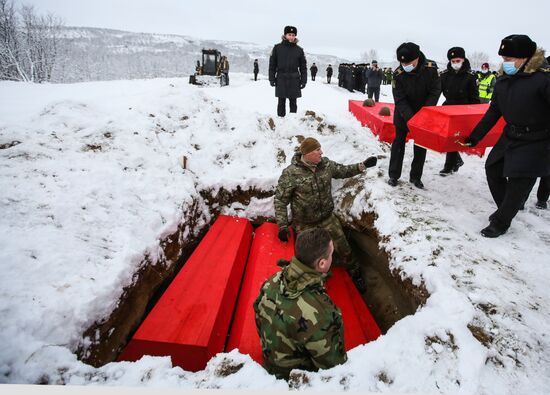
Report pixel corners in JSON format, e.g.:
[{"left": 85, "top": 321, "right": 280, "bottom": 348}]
[
  {"left": 402, "top": 63, "right": 415, "bottom": 73},
  {"left": 502, "top": 61, "right": 518, "bottom": 75}
]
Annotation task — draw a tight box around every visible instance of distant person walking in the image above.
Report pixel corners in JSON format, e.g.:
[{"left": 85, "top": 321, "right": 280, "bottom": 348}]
[
  {"left": 365, "top": 60, "right": 384, "bottom": 102},
  {"left": 310, "top": 63, "right": 318, "bottom": 81},
  {"left": 253, "top": 59, "right": 259, "bottom": 81},
  {"left": 269, "top": 25, "right": 307, "bottom": 117},
  {"left": 326, "top": 64, "right": 333, "bottom": 84}
]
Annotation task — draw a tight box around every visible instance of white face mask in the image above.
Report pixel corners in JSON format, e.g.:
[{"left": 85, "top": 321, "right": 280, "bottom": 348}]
[{"left": 451, "top": 61, "right": 463, "bottom": 71}]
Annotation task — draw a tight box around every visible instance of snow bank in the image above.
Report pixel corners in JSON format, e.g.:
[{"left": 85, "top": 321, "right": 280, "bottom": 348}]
[{"left": 1, "top": 73, "right": 549, "bottom": 394}]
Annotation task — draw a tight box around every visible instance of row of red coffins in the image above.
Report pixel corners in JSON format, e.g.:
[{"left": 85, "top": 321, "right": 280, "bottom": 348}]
[
  {"left": 119, "top": 215, "right": 381, "bottom": 371},
  {"left": 348, "top": 100, "right": 506, "bottom": 156},
  {"left": 118, "top": 215, "right": 253, "bottom": 372},
  {"left": 227, "top": 222, "right": 381, "bottom": 365}
]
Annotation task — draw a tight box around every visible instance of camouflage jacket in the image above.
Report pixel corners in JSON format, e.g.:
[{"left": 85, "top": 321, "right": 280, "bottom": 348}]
[
  {"left": 253, "top": 257, "right": 347, "bottom": 379},
  {"left": 274, "top": 152, "right": 363, "bottom": 227}
]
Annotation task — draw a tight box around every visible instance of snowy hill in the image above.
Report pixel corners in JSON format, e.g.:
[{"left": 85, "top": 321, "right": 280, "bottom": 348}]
[
  {"left": 53, "top": 27, "right": 348, "bottom": 83},
  {"left": 0, "top": 74, "right": 549, "bottom": 394}
]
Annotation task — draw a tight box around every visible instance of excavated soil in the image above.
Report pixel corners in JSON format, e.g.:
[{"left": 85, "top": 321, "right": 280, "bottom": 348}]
[{"left": 77, "top": 187, "right": 429, "bottom": 368}]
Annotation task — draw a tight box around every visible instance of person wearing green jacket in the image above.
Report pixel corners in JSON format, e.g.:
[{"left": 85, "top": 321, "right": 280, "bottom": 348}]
[
  {"left": 274, "top": 137, "right": 378, "bottom": 293},
  {"left": 478, "top": 62, "right": 496, "bottom": 103},
  {"left": 254, "top": 227, "right": 347, "bottom": 379}
]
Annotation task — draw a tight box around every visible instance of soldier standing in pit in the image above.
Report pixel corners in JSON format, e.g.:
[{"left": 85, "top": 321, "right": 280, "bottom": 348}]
[
  {"left": 254, "top": 228, "right": 347, "bottom": 380},
  {"left": 478, "top": 62, "right": 496, "bottom": 103},
  {"left": 388, "top": 42, "right": 441, "bottom": 189},
  {"left": 269, "top": 26, "right": 307, "bottom": 117},
  {"left": 253, "top": 59, "right": 259, "bottom": 81},
  {"left": 365, "top": 60, "right": 384, "bottom": 102},
  {"left": 326, "top": 64, "right": 333, "bottom": 84},
  {"left": 310, "top": 62, "right": 318, "bottom": 81},
  {"left": 274, "top": 137, "right": 378, "bottom": 293},
  {"left": 438, "top": 47, "right": 479, "bottom": 176},
  {"left": 464, "top": 34, "right": 550, "bottom": 237}
]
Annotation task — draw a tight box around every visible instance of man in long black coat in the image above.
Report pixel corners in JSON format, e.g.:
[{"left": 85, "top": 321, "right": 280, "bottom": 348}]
[
  {"left": 326, "top": 64, "right": 333, "bottom": 84},
  {"left": 439, "top": 47, "right": 480, "bottom": 176},
  {"left": 269, "top": 26, "right": 307, "bottom": 117},
  {"left": 465, "top": 35, "right": 550, "bottom": 237},
  {"left": 388, "top": 42, "right": 441, "bottom": 189},
  {"left": 310, "top": 63, "right": 318, "bottom": 81}
]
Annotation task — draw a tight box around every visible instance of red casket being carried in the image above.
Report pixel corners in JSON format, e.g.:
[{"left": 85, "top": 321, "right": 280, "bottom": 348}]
[
  {"left": 407, "top": 104, "right": 505, "bottom": 156},
  {"left": 348, "top": 100, "right": 403, "bottom": 143}
]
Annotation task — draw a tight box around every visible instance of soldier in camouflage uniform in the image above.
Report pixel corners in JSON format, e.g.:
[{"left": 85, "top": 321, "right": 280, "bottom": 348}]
[
  {"left": 274, "top": 137, "right": 378, "bottom": 293},
  {"left": 253, "top": 228, "right": 347, "bottom": 379}
]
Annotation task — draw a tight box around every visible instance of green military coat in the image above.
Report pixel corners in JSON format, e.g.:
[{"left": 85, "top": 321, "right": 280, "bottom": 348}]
[
  {"left": 274, "top": 153, "right": 363, "bottom": 228},
  {"left": 253, "top": 257, "right": 347, "bottom": 379}
]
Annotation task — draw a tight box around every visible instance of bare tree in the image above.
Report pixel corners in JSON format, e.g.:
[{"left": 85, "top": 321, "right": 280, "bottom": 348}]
[
  {"left": 468, "top": 51, "right": 490, "bottom": 71},
  {"left": 0, "top": 0, "right": 63, "bottom": 82},
  {"left": 360, "top": 49, "right": 379, "bottom": 63}
]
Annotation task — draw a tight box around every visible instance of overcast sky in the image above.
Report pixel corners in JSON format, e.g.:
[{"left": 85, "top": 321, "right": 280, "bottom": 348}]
[{"left": 17, "top": 0, "right": 550, "bottom": 63}]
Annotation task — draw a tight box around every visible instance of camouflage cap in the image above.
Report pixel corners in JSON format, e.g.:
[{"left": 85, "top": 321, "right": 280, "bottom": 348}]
[{"left": 300, "top": 137, "right": 321, "bottom": 154}]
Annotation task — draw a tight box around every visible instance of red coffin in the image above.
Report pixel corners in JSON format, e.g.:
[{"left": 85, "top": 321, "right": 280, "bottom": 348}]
[
  {"left": 349, "top": 100, "right": 400, "bottom": 143},
  {"left": 325, "top": 267, "right": 382, "bottom": 346},
  {"left": 225, "top": 222, "right": 295, "bottom": 363},
  {"left": 226, "top": 222, "right": 381, "bottom": 364},
  {"left": 119, "top": 215, "right": 253, "bottom": 372},
  {"left": 407, "top": 104, "right": 505, "bottom": 156}
]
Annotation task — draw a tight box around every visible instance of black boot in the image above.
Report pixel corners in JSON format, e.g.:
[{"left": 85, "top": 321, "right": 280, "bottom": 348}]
[
  {"left": 388, "top": 177, "right": 398, "bottom": 187},
  {"left": 481, "top": 222, "right": 508, "bottom": 238},
  {"left": 409, "top": 178, "right": 424, "bottom": 189},
  {"left": 536, "top": 200, "right": 548, "bottom": 209},
  {"left": 453, "top": 158, "right": 464, "bottom": 172},
  {"left": 439, "top": 164, "right": 454, "bottom": 177}
]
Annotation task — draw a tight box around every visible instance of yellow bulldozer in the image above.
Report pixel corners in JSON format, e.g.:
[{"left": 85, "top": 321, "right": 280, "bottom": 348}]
[{"left": 189, "top": 49, "right": 229, "bottom": 87}]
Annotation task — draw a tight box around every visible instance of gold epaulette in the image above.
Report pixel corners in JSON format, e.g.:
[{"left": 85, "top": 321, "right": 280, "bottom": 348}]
[
  {"left": 426, "top": 61, "right": 437, "bottom": 68},
  {"left": 394, "top": 68, "right": 404, "bottom": 76}
]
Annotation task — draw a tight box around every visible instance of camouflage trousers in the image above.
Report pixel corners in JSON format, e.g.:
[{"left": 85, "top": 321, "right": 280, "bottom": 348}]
[{"left": 294, "top": 213, "right": 361, "bottom": 278}]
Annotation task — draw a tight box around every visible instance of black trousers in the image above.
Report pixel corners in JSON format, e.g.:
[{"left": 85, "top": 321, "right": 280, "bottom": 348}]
[
  {"left": 486, "top": 158, "right": 536, "bottom": 228},
  {"left": 311, "top": 74, "right": 316, "bottom": 81},
  {"left": 327, "top": 76, "right": 331, "bottom": 84},
  {"left": 444, "top": 151, "right": 463, "bottom": 168},
  {"left": 537, "top": 175, "right": 550, "bottom": 202},
  {"left": 254, "top": 72, "right": 258, "bottom": 81},
  {"left": 389, "top": 126, "right": 426, "bottom": 180},
  {"left": 367, "top": 87, "right": 380, "bottom": 102},
  {"left": 277, "top": 97, "right": 297, "bottom": 117}
]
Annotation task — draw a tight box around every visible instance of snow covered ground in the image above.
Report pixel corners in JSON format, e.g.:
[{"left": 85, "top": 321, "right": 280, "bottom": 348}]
[{"left": 0, "top": 72, "right": 549, "bottom": 394}]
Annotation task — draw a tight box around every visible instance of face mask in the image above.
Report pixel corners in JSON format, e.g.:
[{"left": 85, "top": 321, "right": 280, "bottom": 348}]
[
  {"left": 502, "top": 61, "right": 518, "bottom": 75},
  {"left": 451, "top": 61, "right": 463, "bottom": 71},
  {"left": 402, "top": 63, "right": 415, "bottom": 72}
]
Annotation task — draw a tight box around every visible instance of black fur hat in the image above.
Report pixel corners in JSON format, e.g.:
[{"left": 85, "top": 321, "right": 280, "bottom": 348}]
[
  {"left": 498, "top": 35, "right": 536, "bottom": 58},
  {"left": 447, "top": 47, "right": 465, "bottom": 60},
  {"left": 284, "top": 26, "right": 297, "bottom": 35},
  {"left": 396, "top": 42, "right": 420, "bottom": 63}
]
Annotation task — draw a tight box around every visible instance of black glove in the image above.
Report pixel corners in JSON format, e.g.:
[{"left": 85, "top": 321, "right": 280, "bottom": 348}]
[
  {"left": 464, "top": 136, "right": 479, "bottom": 147},
  {"left": 300, "top": 83, "right": 306, "bottom": 89},
  {"left": 270, "top": 81, "right": 276, "bottom": 87},
  {"left": 363, "top": 156, "right": 378, "bottom": 168},
  {"left": 278, "top": 227, "right": 289, "bottom": 242}
]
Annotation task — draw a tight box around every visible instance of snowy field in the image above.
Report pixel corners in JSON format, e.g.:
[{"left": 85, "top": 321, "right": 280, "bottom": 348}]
[{"left": 0, "top": 72, "right": 549, "bottom": 394}]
